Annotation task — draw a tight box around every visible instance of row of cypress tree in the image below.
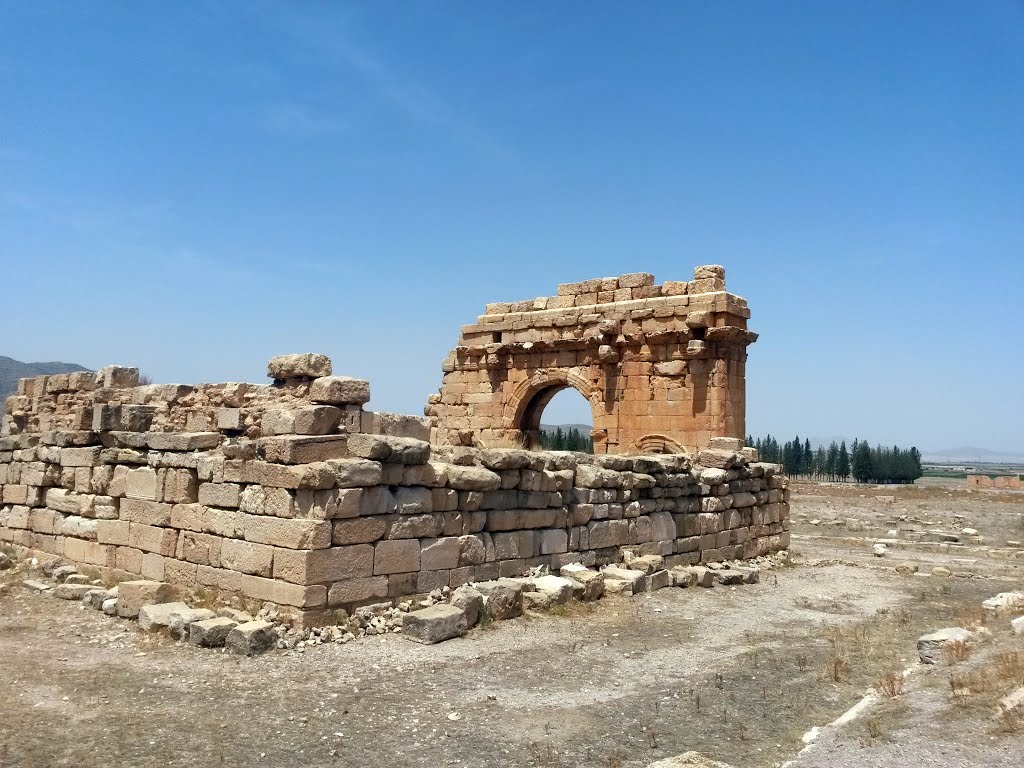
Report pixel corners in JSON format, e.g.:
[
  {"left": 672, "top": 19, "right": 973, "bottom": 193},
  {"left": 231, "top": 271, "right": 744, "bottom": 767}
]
[
  {"left": 539, "top": 426, "right": 594, "bottom": 453},
  {"left": 748, "top": 434, "right": 923, "bottom": 484}
]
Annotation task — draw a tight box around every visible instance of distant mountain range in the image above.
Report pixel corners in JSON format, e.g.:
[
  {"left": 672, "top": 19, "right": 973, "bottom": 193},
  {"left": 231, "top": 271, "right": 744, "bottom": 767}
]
[
  {"left": 0, "top": 356, "right": 90, "bottom": 398},
  {"left": 921, "top": 446, "right": 1024, "bottom": 465}
]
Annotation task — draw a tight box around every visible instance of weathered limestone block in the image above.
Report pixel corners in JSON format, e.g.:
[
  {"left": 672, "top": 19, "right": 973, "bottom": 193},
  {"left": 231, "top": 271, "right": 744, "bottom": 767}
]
[
  {"left": 451, "top": 585, "right": 484, "bottom": 626},
  {"left": 242, "top": 515, "right": 331, "bottom": 550},
  {"left": 329, "top": 458, "right": 383, "bottom": 488},
  {"left": 559, "top": 563, "right": 605, "bottom": 600},
  {"left": 52, "top": 583, "right": 92, "bottom": 600},
  {"left": 402, "top": 605, "right": 467, "bottom": 644},
  {"left": 138, "top": 601, "right": 191, "bottom": 631},
  {"left": 475, "top": 579, "right": 524, "bottom": 620},
  {"left": 197, "top": 482, "right": 241, "bottom": 508},
  {"left": 239, "top": 485, "right": 295, "bottom": 518},
  {"left": 917, "top": 627, "right": 973, "bottom": 664},
  {"left": 146, "top": 433, "right": 221, "bottom": 452},
  {"left": 267, "top": 353, "right": 332, "bottom": 380},
  {"left": 125, "top": 467, "right": 159, "bottom": 501},
  {"left": 259, "top": 435, "right": 349, "bottom": 465},
  {"left": 189, "top": 616, "right": 238, "bottom": 647},
  {"left": 262, "top": 407, "right": 341, "bottom": 437},
  {"left": 327, "top": 576, "right": 389, "bottom": 605},
  {"left": 116, "top": 580, "right": 173, "bottom": 618},
  {"left": 373, "top": 540, "right": 421, "bottom": 574},
  {"left": 226, "top": 620, "right": 277, "bottom": 655},
  {"left": 309, "top": 376, "right": 370, "bottom": 405},
  {"left": 273, "top": 544, "right": 373, "bottom": 585},
  {"left": 295, "top": 487, "right": 360, "bottom": 520},
  {"left": 332, "top": 517, "right": 387, "bottom": 545},
  {"left": 220, "top": 538, "right": 274, "bottom": 576},
  {"left": 347, "top": 434, "right": 430, "bottom": 465}
]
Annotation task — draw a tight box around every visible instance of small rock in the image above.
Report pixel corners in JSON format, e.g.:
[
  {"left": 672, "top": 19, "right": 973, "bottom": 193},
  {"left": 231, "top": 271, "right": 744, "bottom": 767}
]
[
  {"left": 52, "top": 565, "right": 79, "bottom": 583},
  {"left": 1011, "top": 616, "right": 1024, "bottom": 635},
  {"left": 0, "top": 552, "right": 14, "bottom": 571},
  {"left": 102, "top": 598, "right": 118, "bottom": 615},
  {"left": 895, "top": 562, "right": 919, "bottom": 574},
  {"left": 168, "top": 607, "right": 217, "bottom": 640},
  {"left": 999, "top": 687, "right": 1024, "bottom": 718},
  {"left": 931, "top": 567, "right": 952, "bottom": 578},
  {"left": 216, "top": 607, "right": 254, "bottom": 623},
  {"left": 873, "top": 543, "right": 887, "bottom": 557}
]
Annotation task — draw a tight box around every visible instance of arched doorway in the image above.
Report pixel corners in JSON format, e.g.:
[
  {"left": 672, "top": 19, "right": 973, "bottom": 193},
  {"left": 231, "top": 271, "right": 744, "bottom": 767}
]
[
  {"left": 506, "top": 370, "right": 602, "bottom": 452},
  {"left": 520, "top": 386, "right": 594, "bottom": 451}
]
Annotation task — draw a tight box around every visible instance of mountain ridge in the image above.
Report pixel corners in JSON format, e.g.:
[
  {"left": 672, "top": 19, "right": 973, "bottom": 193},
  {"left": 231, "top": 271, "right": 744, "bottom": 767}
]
[{"left": 0, "top": 356, "right": 90, "bottom": 399}]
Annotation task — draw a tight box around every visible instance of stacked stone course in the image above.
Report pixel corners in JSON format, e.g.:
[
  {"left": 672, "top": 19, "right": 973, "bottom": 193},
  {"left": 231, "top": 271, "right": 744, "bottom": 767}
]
[
  {"left": 428, "top": 264, "right": 757, "bottom": 455},
  {"left": 2, "top": 352, "right": 789, "bottom": 626}
]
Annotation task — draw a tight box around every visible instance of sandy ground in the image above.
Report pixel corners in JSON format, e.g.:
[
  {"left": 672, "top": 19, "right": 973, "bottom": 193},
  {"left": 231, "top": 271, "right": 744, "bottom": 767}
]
[{"left": 1, "top": 479, "right": 1022, "bottom": 767}]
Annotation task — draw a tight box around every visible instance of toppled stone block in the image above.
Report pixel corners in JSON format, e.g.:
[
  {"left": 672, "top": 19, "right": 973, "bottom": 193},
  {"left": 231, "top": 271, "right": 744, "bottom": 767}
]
[
  {"left": 116, "top": 580, "right": 174, "bottom": 619},
  {"left": 267, "top": 353, "right": 332, "bottom": 380},
  {"left": 402, "top": 604, "right": 467, "bottom": 644},
  {"left": 52, "top": 565, "right": 79, "bottom": 583},
  {"left": 917, "top": 627, "right": 973, "bottom": 664},
  {"left": 226, "top": 620, "right": 277, "bottom": 655},
  {"left": 707, "top": 437, "right": 743, "bottom": 452},
  {"left": 714, "top": 569, "right": 744, "bottom": 586},
  {"left": 532, "top": 575, "right": 575, "bottom": 604},
  {"left": 138, "top": 601, "right": 191, "bottom": 631},
  {"left": 475, "top": 579, "right": 525, "bottom": 621},
  {"left": 523, "top": 591, "right": 552, "bottom": 610},
  {"left": 982, "top": 592, "right": 1024, "bottom": 613},
  {"left": 168, "top": 607, "right": 217, "bottom": 640},
  {"left": 52, "top": 583, "right": 92, "bottom": 601},
  {"left": 309, "top": 376, "right": 370, "bottom": 405},
  {"left": 86, "top": 587, "right": 117, "bottom": 610},
  {"left": 559, "top": 563, "right": 605, "bottom": 601},
  {"left": 648, "top": 570, "right": 671, "bottom": 590},
  {"left": 670, "top": 568, "right": 698, "bottom": 588},
  {"left": 23, "top": 580, "right": 51, "bottom": 592},
  {"left": 602, "top": 566, "right": 646, "bottom": 595},
  {"left": 624, "top": 554, "right": 664, "bottom": 574},
  {"left": 190, "top": 616, "right": 238, "bottom": 647},
  {"left": 696, "top": 450, "right": 741, "bottom": 470},
  {"left": 451, "top": 585, "right": 484, "bottom": 627}
]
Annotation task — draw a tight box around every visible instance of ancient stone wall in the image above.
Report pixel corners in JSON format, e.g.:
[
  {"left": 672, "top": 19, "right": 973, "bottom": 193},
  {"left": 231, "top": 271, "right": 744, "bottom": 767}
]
[
  {"left": 1, "top": 355, "right": 788, "bottom": 625},
  {"left": 427, "top": 265, "right": 757, "bottom": 455},
  {"left": 967, "top": 475, "right": 1023, "bottom": 490}
]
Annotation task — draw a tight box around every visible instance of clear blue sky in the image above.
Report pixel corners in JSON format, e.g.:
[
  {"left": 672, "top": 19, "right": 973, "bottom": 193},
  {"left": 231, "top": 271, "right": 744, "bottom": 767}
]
[{"left": 2, "top": 2, "right": 1022, "bottom": 452}]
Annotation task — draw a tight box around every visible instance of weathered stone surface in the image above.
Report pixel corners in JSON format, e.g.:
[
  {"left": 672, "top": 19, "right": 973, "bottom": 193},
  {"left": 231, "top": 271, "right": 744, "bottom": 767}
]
[
  {"left": 267, "top": 353, "right": 332, "bottom": 380},
  {"left": 982, "top": 592, "right": 1024, "bottom": 612},
  {"left": 532, "top": 575, "right": 574, "bottom": 604},
  {"left": 559, "top": 563, "right": 605, "bottom": 600},
  {"left": 138, "top": 601, "right": 191, "bottom": 631},
  {"left": 347, "top": 434, "right": 431, "bottom": 465},
  {"left": 1012, "top": 616, "right": 1024, "bottom": 635},
  {"left": 52, "top": 583, "right": 92, "bottom": 600},
  {"left": 451, "top": 585, "right": 484, "bottom": 626},
  {"left": 168, "top": 607, "right": 217, "bottom": 640},
  {"left": 309, "top": 376, "right": 370, "bottom": 405},
  {"left": 116, "top": 580, "right": 173, "bottom": 619},
  {"left": 475, "top": 579, "right": 524, "bottom": 620},
  {"left": 917, "top": 627, "right": 973, "bottom": 664},
  {"left": 259, "top": 435, "right": 349, "bottom": 465},
  {"left": 189, "top": 616, "right": 237, "bottom": 647},
  {"left": 602, "top": 566, "right": 646, "bottom": 594},
  {"left": 402, "top": 604, "right": 468, "bottom": 644},
  {"left": 445, "top": 465, "right": 501, "bottom": 491},
  {"left": 646, "top": 750, "right": 734, "bottom": 767},
  {"left": 226, "top": 620, "right": 277, "bottom": 655}
]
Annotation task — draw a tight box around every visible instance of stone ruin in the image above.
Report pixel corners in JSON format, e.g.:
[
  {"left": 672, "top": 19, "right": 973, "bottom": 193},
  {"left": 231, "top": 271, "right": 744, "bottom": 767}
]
[
  {"left": 0, "top": 267, "right": 789, "bottom": 627},
  {"left": 428, "top": 265, "right": 756, "bottom": 454},
  {"left": 966, "top": 475, "right": 1022, "bottom": 490}
]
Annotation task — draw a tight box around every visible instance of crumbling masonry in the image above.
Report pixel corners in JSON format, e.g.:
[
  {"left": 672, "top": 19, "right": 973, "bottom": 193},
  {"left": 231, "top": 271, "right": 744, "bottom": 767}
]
[{"left": 0, "top": 267, "right": 789, "bottom": 626}]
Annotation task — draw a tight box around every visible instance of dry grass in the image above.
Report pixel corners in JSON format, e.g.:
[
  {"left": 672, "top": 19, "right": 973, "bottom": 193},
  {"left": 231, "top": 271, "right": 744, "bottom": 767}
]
[
  {"left": 944, "top": 639, "right": 973, "bottom": 664},
  {"left": 874, "top": 670, "right": 905, "bottom": 698}
]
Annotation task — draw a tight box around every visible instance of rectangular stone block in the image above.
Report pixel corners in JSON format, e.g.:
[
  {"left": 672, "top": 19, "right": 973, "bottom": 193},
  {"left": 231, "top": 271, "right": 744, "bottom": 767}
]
[
  {"left": 125, "top": 467, "right": 159, "bottom": 501},
  {"left": 161, "top": 468, "right": 198, "bottom": 503},
  {"left": 239, "top": 574, "right": 327, "bottom": 608},
  {"left": 295, "top": 488, "right": 360, "bottom": 520},
  {"left": 242, "top": 514, "right": 331, "bottom": 549},
  {"left": 272, "top": 544, "right": 373, "bottom": 585},
  {"left": 327, "top": 576, "right": 388, "bottom": 605},
  {"left": 258, "top": 435, "right": 350, "bottom": 465},
  {"left": 332, "top": 517, "right": 386, "bottom": 545},
  {"left": 97, "top": 519, "right": 130, "bottom": 546},
  {"left": 220, "top": 538, "right": 274, "bottom": 577},
  {"left": 60, "top": 447, "right": 102, "bottom": 467},
  {"left": 198, "top": 482, "right": 241, "bottom": 508},
  {"left": 119, "top": 498, "right": 173, "bottom": 526},
  {"left": 373, "top": 540, "right": 421, "bottom": 575},
  {"left": 127, "top": 523, "right": 178, "bottom": 556}
]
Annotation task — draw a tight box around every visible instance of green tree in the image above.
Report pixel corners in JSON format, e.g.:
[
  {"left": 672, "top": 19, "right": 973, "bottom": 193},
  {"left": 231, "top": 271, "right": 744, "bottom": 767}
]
[
  {"left": 837, "top": 441, "right": 850, "bottom": 481},
  {"left": 852, "top": 440, "right": 873, "bottom": 483}
]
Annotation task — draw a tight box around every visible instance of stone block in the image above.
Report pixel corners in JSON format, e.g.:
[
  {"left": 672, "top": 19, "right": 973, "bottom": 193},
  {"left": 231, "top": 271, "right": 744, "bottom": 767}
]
[
  {"left": 421, "top": 537, "right": 461, "bottom": 570},
  {"left": 332, "top": 517, "right": 387, "bottom": 545},
  {"left": 125, "top": 468, "right": 159, "bottom": 501},
  {"left": 243, "top": 515, "right": 331, "bottom": 549},
  {"left": 226, "top": 620, "right": 277, "bottom": 655},
  {"left": 239, "top": 574, "right": 327, "bottom": 608},
  {"left": 402, "top": 605, "right": 467, "bottom": 645},
  {"left": 127, "top": 523, "right": 178, "bottom": 556},
  {"left": 259, "top": 435, "right": 349, "bottom": 465},
  {"left": 373, "top": 540, "right": 421, "bottom": 575},
  {"left": 327, "top": 576, "right": 389, "bottom": 605},
  {"left": 198, "top": 482, "right": 241, "bottom": 508},
  {"left": 52, "top": 583, "right": 92, "bottom": 601},
  {"left": 347, "top": 434, "right": 430, "bottom": 464},
  {"left": 188, "top": 616, "right": 237, "bottom": 647},
  {"left": 220, "top": 538, "right": 274, "bottom": 576},
  {"left": 138, "top": 601, "right": 191, "bottom": 631},
  {"left": 309, "top": 375, "right": 371, "bottom": 405},
  {"left": 329, "top": 458, "right": 383, "bottom": 488},
  {"left": 116, "top": 580, "right": 173, "bottom": 618},
  {"left": 917, "top": 627, "right": 973, "bottom": 664},
  {"left": 146, "top": 433, "right": 221, "bottom": 451},
  {"left": 267, "top": 353, "right": 332, "bottom": 380}
]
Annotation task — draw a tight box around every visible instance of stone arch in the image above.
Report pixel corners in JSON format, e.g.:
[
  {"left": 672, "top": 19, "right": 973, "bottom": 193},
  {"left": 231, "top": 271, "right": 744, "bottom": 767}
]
[
  {"left": 635, "top": 433, "right": 686, "bottom": 455},
  {"left": 504, "top": 370, "right": 603, "bottom": 451}
]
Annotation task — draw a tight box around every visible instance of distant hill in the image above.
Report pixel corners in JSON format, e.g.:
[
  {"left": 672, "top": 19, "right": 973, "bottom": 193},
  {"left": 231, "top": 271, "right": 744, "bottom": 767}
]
[
  {"left": 923, "top": 446, "right": 1024, "bottom": 465},
  {"left": 0, "top": 356, "right": 90, "bottom": 398},
  {"left": 541, "top": 423, "right": 593, "bottom": 435}
]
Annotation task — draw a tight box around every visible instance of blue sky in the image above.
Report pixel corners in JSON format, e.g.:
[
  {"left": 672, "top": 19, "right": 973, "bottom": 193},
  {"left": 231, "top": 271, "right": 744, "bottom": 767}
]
[{"left": 2, "top": 2, "right": 1022, "bottom": 452}]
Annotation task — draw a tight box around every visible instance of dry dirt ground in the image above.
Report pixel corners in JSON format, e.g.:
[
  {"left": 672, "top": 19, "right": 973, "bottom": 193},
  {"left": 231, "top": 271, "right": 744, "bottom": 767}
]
[{"left": 1, "top": 480, "right": 1022, "bottom": 767}]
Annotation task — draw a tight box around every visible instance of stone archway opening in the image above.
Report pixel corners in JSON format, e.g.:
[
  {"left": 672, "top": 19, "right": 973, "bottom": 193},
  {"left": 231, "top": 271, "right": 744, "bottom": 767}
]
[{"left": 522, "top": 385, "right": 594, "bottom": 452}]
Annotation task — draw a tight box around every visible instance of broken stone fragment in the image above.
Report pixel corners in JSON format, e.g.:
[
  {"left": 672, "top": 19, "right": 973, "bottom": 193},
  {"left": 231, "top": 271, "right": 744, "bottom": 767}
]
[
  {"left": 402, "top": 604, "right": 467, "bottom": 644},
  {"left": 168, "top": 607, "right": 217, "bottom": 640},
  {"left": 116, "top": 580, "right": 173, "bottom": 619},
  {"left": 531, "top": 575, "right": 575, "bottom": 604},
  {"left": 226, "top": 620, "right": 277, "bottom": 655},
  {"left": 190, "top": 616, "right": 238, "bottom": 648},
  {"left": 138, "top": 602, "right": 191, "bottom": 631},
  {"left": 917, "top": 627, "right": 973, "bottom": 664},
  {"left": 267, "top": 353, "right": 332, "bottom": 381},
  {"left": 450, "top": 586, "right": 484, "bottom": 627},
  {"left": 52, "top": 583, "right": 92, "bottom": 601},
  {"left": 474, "top": 579, "right": 524, "bottom": 621},
  {"left": 559, "top": 563, "right": 604, "bottom": 601}
]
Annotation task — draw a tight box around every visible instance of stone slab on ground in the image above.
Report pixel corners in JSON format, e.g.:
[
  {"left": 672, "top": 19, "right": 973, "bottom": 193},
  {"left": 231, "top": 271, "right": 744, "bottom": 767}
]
[
  {"left": 189, "top": 616, "right": 238, "bottom": 648},
  {"left": 168, "top": 607, "right": 217, "bottom": 640},
  {"left": 22, "top": 580, "right": 51, "bottom": 592},
  {"left": 450, "top": 586, "right": 483, "bottom": 627},
  {"left": 982, "top": 592, "right": 1024, "bottom": 612},
  {"left": 116, "top": 580, "right": 173, "bottom": 619},
  {"left": 917, "top": 627, "right": 973, "bottom": 664},
  {"left": 52, "top": 583, "right": 92, "bottom": 601},
  {"left": 138, "top": 602, "right": 191, "bottom": 631},
  {"left": 402, "top": 604, "right": 467, "bottom": 644},
  {"left": 532, "top": 575, "right": 575, "bottom": 604},
  {"left": 559, "top": 563, "right": 605, "bottom": 600},
  {"left": 602, "top": 566, "right": 646, "bottom": 594},
  {"left": 226, "top": 620, "right": 277, "bottom": 655}
]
